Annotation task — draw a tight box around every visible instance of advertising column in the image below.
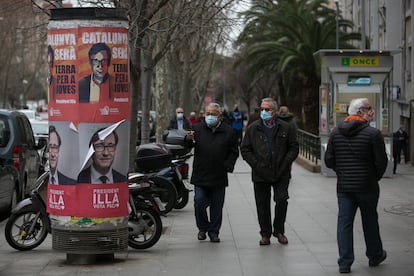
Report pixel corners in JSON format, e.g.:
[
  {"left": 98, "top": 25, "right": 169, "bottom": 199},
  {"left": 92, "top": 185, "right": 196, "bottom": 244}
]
[{"left": 47, "top": 8, "right": 130, "bottom": 258}]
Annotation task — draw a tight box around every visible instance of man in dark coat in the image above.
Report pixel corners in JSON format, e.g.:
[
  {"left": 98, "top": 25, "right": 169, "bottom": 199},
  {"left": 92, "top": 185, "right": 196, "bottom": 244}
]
[
  {"left": 394, "top": 124, "right": 409, "bottom": 164},
  {"left": 324, "top": 98, "right": 388, "bottom": 273},
  {"left": 186, "top": 102, "right": 239, "bottom": 243},
  {"left": 77, "top": 128, "right": 126, "bottom": 184},
  {"left": 241, "top": 98, "right": 298, "bottom": 246},
  {"left": 168, "top": 107, "right": 192, "bottom": 130}
]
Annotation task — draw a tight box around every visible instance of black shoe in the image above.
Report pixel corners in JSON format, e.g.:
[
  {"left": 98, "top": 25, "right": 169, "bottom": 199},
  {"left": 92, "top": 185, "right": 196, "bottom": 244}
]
[
  {"left": 339, "top": 267, "right": 351, "bottom": 273},
  {"left": 197, "top": 231, "right": 206, "bottom": 240},
  {"left": 259, "top": 236, "right": 270, "bottom": 246},
  {"left": 369, "top": 250, "right": 387, "bottom": 267},
  {"left": 273, "top": 233, "right": 288, "bottom": 245},
  {"left": 209, "top": 234, "right": 220, "bottom": 243}
]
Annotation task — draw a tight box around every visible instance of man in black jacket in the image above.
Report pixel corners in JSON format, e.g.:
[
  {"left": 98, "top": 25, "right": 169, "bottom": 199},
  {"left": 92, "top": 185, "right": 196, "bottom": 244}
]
[
  {"left": 168, "top": 107, "right": 192, "bottom": 130},
  {"left": 241, "top": 98, "right": 299, "bottom": 246},
  {"left": 186, "top": 102, "right": 239, "bottom": 243},
  {"left": 324, "top": 98, "right": 387, "bottom": 273}
]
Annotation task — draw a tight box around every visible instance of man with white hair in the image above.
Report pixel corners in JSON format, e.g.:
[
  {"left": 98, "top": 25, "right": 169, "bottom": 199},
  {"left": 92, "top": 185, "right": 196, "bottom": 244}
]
[
  {"left": 186, "top": 102, "right": 239, "bottom": 243},
  {"left": 325, "top": 98, "right": 388, "bottom": 273}
]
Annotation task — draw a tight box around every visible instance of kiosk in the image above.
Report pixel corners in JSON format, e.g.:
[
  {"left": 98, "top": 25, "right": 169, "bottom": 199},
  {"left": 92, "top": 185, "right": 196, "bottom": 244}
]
[{"left": 316, "top": 50, "right": 399, "bottom": 177}]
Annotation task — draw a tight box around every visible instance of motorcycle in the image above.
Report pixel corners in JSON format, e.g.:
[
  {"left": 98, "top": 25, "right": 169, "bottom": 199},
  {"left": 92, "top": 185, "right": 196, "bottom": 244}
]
[
  {"left": 157, "top": 149, "right": 193, "bottom": 210},
  {"left": 128, "top": 171, "right": 177, "bottom": 215},
  {"left": 4, "top": 171, "right": 163, "bottom": 251}
]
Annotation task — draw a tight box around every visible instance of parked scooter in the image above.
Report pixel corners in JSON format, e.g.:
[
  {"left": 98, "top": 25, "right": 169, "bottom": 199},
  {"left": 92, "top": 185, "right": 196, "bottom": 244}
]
[
  {"left": 4, "top": 172, "right": 163, "bottom": 251},
  {"left": 135, "top": 130, "right": 193, "bottom": 212},
  {"left": 157, "top": 150, "right": 193, "bottom": 210},
  {"left": 135, "top": 143, "right": 179, "bottom": 214}
]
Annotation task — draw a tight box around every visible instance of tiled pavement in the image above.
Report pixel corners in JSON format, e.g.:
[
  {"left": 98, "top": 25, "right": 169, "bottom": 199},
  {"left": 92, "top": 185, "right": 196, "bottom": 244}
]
[{"left": 0, "top": 157, "right": 413, "bottom": 275}]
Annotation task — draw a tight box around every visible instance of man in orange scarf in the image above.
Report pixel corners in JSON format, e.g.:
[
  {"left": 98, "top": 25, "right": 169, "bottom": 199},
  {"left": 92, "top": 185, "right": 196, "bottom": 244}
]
[{"left": 324, "top": 98, "right": 388, "bottom": 273}]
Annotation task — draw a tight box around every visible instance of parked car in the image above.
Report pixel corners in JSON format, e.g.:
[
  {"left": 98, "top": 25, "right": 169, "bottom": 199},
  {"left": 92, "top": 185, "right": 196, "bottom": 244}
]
[
  {"left": 29, "top": 120, "right": 49, "bottom": 175},
  {"left": 17, "top": 109, "right": 41, "bottom": 121},
  {"left": 0, "top": 110, "right": 46, "bottom": 218},
  {"left": 30, "top": 120, "right": 49, "bottom": 144}
]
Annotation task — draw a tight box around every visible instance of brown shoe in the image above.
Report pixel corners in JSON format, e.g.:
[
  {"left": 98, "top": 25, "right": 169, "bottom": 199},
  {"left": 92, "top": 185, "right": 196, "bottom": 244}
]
[
  {"left": 259, "top": 236, "right": 270, "bottom": 246},
  {"left": 274, "top": 233, "right": 288, "bottom": 245}
]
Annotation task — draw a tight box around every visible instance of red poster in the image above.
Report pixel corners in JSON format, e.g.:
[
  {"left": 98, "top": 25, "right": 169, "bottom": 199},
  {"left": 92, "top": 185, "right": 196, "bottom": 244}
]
[
  {"left": 47, "top": 183, "right": 129, "bottom": 218},
  {"left": 48, "top": 27, "right": 130, "bottom": 125},
  {"left": 47, "top": 23, "right": 130, "bottom": 221}
]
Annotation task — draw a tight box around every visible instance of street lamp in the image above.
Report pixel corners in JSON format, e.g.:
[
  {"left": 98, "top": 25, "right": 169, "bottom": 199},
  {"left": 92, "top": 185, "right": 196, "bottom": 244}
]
[{"left": 334, "top": 0, "right": 339, "bottom": 49}]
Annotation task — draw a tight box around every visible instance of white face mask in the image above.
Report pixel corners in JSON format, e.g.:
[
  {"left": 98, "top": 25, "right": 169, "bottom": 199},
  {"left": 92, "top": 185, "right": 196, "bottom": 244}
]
[{"left": 205, "top": 115, "right": 218, "bottom": 126}]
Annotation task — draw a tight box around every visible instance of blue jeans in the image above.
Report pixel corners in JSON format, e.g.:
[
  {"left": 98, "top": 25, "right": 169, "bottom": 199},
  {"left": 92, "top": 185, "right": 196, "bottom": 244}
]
[
  {"left": 194, "top": 186, "right": 226, "bottom": 236},
  {"left": 337, "top": 192, "right": 384, "bottom": 268}
]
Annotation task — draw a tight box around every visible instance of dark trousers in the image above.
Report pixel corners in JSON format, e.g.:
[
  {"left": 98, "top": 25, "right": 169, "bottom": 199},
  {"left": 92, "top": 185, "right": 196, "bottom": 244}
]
[
  {"left": 234, "top": 129, "right": 243, "bottom": 145},
  {"left": 194, "top": 186, "right": 226, "bottom": 236},
  {"left": 337, "top": 192, "right": 384, "bottom": 268},
  {"left": 253, "top": 179, "right": 289, "bottom": 238}
]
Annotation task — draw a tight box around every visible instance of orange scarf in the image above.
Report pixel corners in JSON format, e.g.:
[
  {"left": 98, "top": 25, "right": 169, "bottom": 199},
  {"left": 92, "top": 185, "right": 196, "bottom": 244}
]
[{"left": 343, "top": 115, "right": 367, "bottom": 122}]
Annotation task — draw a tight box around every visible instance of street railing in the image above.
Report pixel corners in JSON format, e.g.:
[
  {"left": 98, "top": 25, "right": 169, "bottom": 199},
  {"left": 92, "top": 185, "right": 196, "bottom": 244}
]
[{"left": 297, "top": 129, "right": 321, "bottom": 165}]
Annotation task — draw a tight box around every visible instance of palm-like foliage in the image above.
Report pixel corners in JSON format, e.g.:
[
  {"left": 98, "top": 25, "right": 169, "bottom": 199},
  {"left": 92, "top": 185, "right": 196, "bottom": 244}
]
[{"left": 237, "top": 0, "right": 361, "bottom": 133}]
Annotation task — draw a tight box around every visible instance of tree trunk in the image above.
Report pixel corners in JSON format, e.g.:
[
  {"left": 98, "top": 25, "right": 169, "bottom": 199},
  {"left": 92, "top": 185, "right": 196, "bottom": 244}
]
[
  {"left": 140, "top": 50, "right": 153, "bottom": 145},
  {"left": 155, "top": 48, "right": 168, "bottom": 143}
]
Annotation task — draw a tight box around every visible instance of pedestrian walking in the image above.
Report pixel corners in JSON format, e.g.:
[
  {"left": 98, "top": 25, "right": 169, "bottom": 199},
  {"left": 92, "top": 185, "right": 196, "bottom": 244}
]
[
  {"left": 247, "top": 107, "right": 260, "bottom": 126},
  {"left": 230, "top": 104, "right": 244, "bottom": 145},
  {"left": 168, "top": 107, "right": 192, "bottom": 130},
  {"left": 394, "top": 124, "right": 409, "bottom": 164},
  {"left": 186, "top": 102, "right": 239, "bottom": 243},
  {"left": 324, "top": 97, "right": 388, "bottom": 273},
  {"left": 240, "top": 97, "right": 299, "bottom": 246}
]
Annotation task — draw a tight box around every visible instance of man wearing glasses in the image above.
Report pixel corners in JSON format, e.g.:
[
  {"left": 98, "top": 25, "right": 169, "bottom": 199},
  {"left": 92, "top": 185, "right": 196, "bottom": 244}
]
[
  {"left": 241, "top": 97, "right": 299, "bottom": 246},
  {"left": 78, "top": 42, "right": 115, "bottom": 103},
  {"left": 77, "top": 128, "right": 127, "bottom": 184},
  {"left": 325, "top": 98, "right": 387, "bottom": 273},
  {"left": 49, "top": 125, "right": 76, "bottom": 185}
]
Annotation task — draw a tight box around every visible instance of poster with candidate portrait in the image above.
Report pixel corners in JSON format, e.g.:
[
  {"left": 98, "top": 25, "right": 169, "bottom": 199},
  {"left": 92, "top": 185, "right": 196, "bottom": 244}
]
[
  {"left": 48, "top": 26, "right": 130, "bottom": 125},
  {"left": 47, "top": 18, "right": 130, "bottom": 221}
]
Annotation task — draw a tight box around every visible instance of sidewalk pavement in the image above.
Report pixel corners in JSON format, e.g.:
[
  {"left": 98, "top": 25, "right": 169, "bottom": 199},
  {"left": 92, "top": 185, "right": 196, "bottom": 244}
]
[{"left": 0, "top": 158, "right": 413, "bottom": 276}]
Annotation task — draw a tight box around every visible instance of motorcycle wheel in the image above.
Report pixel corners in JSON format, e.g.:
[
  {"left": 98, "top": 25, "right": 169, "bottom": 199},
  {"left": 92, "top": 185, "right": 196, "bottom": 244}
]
[
  {"left": 128, "top": 207, "right": 163, "bottom": 250},
  {"left": 149, "top": 176, "right": 177, "bottom": 213},
  {"left": 4, "top": 209, "right": 48, "bottom": 251},
  {"left": 174, "top": 187, "right": 189, "bottom": 210}
]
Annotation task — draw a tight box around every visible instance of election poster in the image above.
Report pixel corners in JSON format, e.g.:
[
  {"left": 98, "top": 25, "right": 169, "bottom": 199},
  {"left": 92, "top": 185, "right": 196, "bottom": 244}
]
[{"left": 46, "top": 18, "right": 130, "bottom": 222}]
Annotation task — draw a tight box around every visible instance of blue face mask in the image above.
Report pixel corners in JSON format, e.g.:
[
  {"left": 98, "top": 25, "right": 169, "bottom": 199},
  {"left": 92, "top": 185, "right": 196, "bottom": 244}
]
[
  {"left": 260, "top": 110, "right": 273, "bottom": 121},
  {"left": 205, "top": 115, "right": 218, "bottom": 126},
  {"left": 176, "top": 113, "right": 184, "bottom": 120}
]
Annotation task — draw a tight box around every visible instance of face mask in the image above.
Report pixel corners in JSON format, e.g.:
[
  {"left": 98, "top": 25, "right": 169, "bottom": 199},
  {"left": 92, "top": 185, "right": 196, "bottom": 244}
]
[
  {"left": 177, "top": 113, "right": 184, "bottom": 120},
  {"left": 260, "top": 110, "right": 273, "bottom": 121},
  {"left": 205, "top": 115, "right": 218, "bottom": 126}
]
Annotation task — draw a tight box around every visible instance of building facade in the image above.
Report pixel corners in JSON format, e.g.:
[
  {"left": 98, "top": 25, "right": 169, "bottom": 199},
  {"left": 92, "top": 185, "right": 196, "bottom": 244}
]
[{"left": 335, "top": 0, "right": 413, "bottom": 164}]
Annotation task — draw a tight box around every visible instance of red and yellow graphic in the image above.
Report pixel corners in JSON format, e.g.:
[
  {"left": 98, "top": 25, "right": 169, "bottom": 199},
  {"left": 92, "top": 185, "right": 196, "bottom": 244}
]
[{"left": 47, "top": 26, "right": 130, "bottom": 125}]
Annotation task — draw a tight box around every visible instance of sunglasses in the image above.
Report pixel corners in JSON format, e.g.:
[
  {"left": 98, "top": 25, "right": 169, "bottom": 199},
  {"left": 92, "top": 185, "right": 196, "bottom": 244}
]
[{"left": 260, "top": 108, "right": 273, "bottom": 112}]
